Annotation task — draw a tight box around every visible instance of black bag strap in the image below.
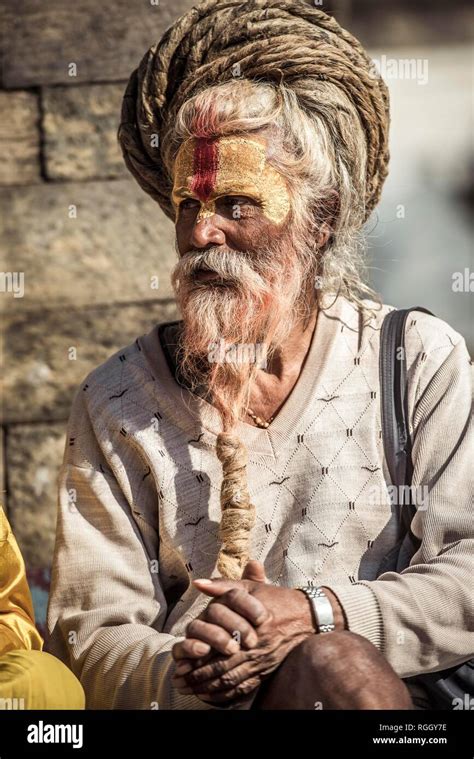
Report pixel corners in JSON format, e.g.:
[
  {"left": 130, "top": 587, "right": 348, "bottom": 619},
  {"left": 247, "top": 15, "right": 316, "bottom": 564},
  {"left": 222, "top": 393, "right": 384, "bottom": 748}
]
[{"left": 379, "top": 307, "right": 434, "bottom": 540}]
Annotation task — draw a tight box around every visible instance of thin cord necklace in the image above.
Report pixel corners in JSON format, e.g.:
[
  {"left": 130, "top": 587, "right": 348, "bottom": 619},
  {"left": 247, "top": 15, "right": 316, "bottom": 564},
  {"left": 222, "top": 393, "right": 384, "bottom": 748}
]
[{"left": 246, "top": 407, "right": 274, "bottom": 429}]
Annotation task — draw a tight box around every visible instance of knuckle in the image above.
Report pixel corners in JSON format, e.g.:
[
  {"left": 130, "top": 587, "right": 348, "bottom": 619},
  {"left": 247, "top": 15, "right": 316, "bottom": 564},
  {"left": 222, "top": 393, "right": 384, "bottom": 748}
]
[
  {"left": 185, "top": 668, "right": 201, "bottom": 685},
  {"left": 186, "top": 662, "right": 220, "bottom": 685},
  {"left": 215, "top": 629, "right": 231, "bottom": 648},
  {"left": 208, "top": 659, "right": 228, "bottom": 679},
  {"left": 220, "top": 669, "right": 240, "bottom": 687},
  {"left": 235, "top": 680, "right": 254, "bottom": 696},
  {"left": 241, "top": 628, "right": 257, "bottom": 646},
  {"left": 205, "top": 603, "right": 225, "bottom": 624},
  {"left": 208, "top": 625, "right": 230, "bottom": 653},
  {"left": 190, "top": 640, "right": 205, "bottom": 657},
  {"left": 206, "top": 679, "right": 226, "bottom": 694},
  {"left": 256, "top": 609, "right": 272, "bottom": 627},
  {"left": 180, "top": 644, "right": 196, "bottom": 660},
  {"left": 185, "top": 620, "right": 200, "bottom": 637},
  {"left": 226, "top": 587, "right": 246, "bottom": 603}
]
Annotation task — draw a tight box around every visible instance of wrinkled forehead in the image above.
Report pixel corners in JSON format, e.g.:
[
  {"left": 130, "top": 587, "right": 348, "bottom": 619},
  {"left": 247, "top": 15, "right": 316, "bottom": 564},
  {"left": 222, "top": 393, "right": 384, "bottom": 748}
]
[
  {"left": 171, "top": 135, "right": 291, "bottom": 224},
  {"left": 172, "top": 135, "right": 271, "bottom": 201}
]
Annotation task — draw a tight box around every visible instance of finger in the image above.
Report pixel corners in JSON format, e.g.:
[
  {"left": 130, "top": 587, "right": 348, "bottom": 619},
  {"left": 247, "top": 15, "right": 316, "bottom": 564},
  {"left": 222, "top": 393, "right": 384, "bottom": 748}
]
[
  {"left": 192, "top": 578, "right": 243, "bottom": 597},
  {"left": 174, "top": 669, "right": 260, "bottom": 701},
  {"left": 174, "top": 650, "right": 214, "bottom": 676},
  {"left": 195, "top": 677, "right": 261, "bottom": 703},
  {"left": 174, "top": 660, "right": 194, "bottom": 676},
  {"left": 241, "top": 560, "right": 268, "bottom": 583},
  {"left": 185, "top": 618, "right": 241, "bottom": 656},
  {"left": 181, "top": 655, "right": 260, "bottom": 691},
  {"left": 172, "top": 638, "right": 212, "bottom": 660},
  {"left": 211, "top": 588, "right": 269, "bottom": 626},
  {"left": 203, "top": 602, "right": 259, "bottom": 648},
  {"left": 172, "top": 650, "right": 249, "bottom": 688},
  {"left": 174, "top": 658, "right": 208, "bottom": 676}
]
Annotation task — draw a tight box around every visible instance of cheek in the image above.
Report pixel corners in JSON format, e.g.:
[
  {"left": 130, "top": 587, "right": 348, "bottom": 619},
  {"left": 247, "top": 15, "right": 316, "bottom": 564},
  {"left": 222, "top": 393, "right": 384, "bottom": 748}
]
[
  {"left": 175, "top": 216, "right": 192, "bottom": 253},
  {"left": 223, "top": 221, "right": 261, "bottom": 251}
]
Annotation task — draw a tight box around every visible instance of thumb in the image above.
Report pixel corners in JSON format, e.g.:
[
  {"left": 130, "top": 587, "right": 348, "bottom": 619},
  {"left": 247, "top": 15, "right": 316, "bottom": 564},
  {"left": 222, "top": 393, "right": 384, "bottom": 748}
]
[{"left": 241, "top": 560, "right": 268, "bottom": 584}]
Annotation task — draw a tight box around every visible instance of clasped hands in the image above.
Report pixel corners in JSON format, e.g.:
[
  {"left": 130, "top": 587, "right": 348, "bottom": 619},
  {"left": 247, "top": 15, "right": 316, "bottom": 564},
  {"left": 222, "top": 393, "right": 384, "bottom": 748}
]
[{"left": 171, "top": 560, "right": 320, "bottom": 706}]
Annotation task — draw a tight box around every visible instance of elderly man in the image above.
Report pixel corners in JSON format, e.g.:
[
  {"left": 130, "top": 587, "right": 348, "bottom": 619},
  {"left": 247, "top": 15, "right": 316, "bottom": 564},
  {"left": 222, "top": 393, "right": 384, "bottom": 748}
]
[{"left": 47, "top": 1, "right": 472, "bottom": 710}]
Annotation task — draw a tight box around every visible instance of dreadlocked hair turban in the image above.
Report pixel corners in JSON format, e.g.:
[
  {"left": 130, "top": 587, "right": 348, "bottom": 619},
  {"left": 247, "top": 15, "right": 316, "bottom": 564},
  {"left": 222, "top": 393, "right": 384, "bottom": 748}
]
[{"left": 118, "top": 0, "right": 390, "bottom": 226}]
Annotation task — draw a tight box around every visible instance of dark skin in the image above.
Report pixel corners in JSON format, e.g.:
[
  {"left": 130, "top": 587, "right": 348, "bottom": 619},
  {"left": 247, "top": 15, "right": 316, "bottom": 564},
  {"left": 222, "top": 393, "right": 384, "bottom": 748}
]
[
  {"left": 171, "top": 565, "right": 413, "bottom": 710},
  {"left": 172, "top": 561, "right": 346, "bottom": 706},
  {"left": 174, "top": 189, "right": 331, "bottom": 421},
  {"left": 172, "top": 179, "right": 342, "bottom": 706},
  {"left": 246, "top": 631, "right": 414, "bottom": 710}
]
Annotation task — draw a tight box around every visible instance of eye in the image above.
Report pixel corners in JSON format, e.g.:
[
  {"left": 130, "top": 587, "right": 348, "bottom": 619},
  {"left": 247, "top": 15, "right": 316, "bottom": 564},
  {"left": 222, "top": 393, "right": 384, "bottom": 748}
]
[
  {"left": 216, "top": 196, "right": 261, "bottom": 219},
  {"left": 222, "top": 195, "right": 259, "bottom": 207},
  {"left": 179, "top": 198, "right": 200, "bottom": 210}
]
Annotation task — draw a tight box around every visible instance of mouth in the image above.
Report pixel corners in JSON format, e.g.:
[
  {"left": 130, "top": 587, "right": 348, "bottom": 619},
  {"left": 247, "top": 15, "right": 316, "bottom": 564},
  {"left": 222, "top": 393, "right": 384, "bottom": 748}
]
[{"left": 193, "top": 267, "right": 225, "bottom": 283}]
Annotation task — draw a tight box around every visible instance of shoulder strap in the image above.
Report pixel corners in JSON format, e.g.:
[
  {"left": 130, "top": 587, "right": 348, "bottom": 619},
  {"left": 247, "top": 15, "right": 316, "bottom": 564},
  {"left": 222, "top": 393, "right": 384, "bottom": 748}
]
[
  {"left": 157, "top": 320, "right": 211, "bottom": 402},
  {"left": 379, "top": 306, "right": 434, "bottom": 538},
  {"left": 157, "top": 320, "right": 183, "bottom": 378}
]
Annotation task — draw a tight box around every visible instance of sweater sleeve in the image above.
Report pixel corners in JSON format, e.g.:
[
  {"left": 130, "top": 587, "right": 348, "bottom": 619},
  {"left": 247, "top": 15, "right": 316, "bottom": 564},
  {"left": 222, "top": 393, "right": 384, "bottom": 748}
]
[
  {"left": 46, "top": 387, "right": 249, "bottom": 710},
  {"left": 325, "top": 323, "right": 474, "bottom": 678}
]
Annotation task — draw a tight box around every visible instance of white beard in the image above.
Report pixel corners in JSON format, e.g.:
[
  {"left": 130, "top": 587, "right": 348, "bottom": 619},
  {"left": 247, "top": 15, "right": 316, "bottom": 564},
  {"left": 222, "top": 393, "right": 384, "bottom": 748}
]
[{"left": 170, "top": 237, "right": 316, "bottom": 430}]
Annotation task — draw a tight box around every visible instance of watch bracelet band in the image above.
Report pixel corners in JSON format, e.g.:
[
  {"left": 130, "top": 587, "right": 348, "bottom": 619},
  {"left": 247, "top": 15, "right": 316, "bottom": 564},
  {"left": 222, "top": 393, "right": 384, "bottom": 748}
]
[{"left": 298, "top": 585, "right": 336, "bottom": 633}]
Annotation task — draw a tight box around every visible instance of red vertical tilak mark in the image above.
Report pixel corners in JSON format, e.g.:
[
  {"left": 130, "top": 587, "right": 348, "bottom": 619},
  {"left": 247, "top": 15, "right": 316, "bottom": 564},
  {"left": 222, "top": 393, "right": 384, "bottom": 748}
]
[{"left": 190, "top": 137, "right": 218, "bottom": 201}]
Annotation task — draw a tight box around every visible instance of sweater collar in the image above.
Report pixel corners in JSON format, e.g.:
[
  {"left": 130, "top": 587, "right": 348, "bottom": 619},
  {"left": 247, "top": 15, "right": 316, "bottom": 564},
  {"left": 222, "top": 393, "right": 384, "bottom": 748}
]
[{"left": 139, "top": 294, "right": 365, "bottom": 457}]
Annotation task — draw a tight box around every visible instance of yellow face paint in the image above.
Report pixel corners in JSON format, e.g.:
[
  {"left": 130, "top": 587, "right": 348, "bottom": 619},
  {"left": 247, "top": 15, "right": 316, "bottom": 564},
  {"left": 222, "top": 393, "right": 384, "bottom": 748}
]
[{"left": 172, "top": 135, "right": 291, "bottom": 225}]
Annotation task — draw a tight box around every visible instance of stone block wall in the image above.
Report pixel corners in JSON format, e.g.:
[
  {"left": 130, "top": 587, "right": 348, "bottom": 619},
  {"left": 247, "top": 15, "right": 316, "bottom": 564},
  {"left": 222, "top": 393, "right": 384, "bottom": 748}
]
[{"left": 0, "top": 0, "right": 205, "bottom": 633}]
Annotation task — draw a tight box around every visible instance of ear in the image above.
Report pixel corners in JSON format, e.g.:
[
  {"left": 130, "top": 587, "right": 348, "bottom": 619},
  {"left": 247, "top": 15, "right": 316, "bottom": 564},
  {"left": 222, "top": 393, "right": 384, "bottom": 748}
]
[
  {"left": 316, "top": 190, "right": 339, "bottom": 249},
  {"left": 316, "top": 222, "right": 332, "bottom": 249},
  {"left": 241, "top": 560, "right": 269, "bottom": 583}
]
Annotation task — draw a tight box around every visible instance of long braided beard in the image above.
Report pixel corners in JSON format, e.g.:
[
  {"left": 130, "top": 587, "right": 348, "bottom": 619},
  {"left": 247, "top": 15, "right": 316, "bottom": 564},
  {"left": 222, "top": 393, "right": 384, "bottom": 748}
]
[{"left": 171, "top": 232, "right": 316, "bottom": 578}]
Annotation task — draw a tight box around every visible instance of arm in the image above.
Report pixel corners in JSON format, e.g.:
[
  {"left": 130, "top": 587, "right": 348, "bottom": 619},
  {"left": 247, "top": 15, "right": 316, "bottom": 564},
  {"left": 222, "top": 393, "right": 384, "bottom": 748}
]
[
  {"left": 46, "top": 387, "right": 223, "bottom": 710},
  {"left": 0, "top": 506, "right": 43, "bottom": 656},
  {"left": 324, "top": 331, "right": 474, "bottom": 677}
]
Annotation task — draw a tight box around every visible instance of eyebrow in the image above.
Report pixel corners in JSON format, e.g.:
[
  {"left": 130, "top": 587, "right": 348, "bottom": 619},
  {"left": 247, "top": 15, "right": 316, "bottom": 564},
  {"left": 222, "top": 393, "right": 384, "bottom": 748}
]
[
  {"left": 173, "top": 187, "right": 195, "bottom": 200},
  {"left": 173, "top": 187, "right": 262, "bottom": 203}
]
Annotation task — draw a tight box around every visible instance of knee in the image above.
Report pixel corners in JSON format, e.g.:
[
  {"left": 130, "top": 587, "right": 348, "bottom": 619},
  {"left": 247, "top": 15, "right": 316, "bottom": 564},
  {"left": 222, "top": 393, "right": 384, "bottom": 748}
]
[
  {"left": 286, "top": 632, "right": 413, "bottom": 709},
  {"left": 287, "top": 631, "right": 405, "bottom": 694},
  {"left": 289, "top": 630, "right": 381, "bottom": 677}
]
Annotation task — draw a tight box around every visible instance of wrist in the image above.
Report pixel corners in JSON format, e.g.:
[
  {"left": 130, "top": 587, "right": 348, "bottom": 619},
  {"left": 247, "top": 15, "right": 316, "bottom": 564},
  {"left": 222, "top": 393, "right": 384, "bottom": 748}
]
[
  {"left": 295, "top": 586, "right": 347, "bottom": 634},
  {"left": 293, "top": 589, "right": 318, "bottom": 635},
  {"left": 319, "top": 587, "right": 346, "bottom": 631}
]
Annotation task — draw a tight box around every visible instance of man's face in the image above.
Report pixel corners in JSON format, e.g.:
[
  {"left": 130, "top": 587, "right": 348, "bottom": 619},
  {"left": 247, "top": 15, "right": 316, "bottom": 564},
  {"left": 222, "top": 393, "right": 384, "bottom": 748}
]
[
  {"left": 169, "top": 132, "right": 313, "bottom": 429},
  {"left": 172, "top": 134, "right": 292, "bottom": 273}
]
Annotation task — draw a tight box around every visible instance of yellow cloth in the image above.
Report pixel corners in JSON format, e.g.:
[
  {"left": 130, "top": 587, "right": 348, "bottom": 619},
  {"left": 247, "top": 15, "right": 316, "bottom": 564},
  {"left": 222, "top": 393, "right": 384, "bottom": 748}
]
[
  {"left": 0, "top": 506, "right": 85, "bottom": 709},
  {"left": 0, "top": 650, "right": 85, "bottom": 709},
  {"left": 0, "top": 505, "right": 43, "bottom": 655}
]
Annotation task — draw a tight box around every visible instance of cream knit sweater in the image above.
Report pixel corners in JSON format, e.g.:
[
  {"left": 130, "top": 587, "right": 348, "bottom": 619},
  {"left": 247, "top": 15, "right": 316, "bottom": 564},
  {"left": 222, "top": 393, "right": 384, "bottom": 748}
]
[{"left": 46, "top": 295, "right": 473, "bottom": 709}]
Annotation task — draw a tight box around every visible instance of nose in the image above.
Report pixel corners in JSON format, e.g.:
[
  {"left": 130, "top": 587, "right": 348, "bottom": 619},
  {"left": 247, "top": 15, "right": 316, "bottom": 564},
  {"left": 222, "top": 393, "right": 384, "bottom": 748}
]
[{"left": 189, "top": 216, "right": 226, "bottom": 249}]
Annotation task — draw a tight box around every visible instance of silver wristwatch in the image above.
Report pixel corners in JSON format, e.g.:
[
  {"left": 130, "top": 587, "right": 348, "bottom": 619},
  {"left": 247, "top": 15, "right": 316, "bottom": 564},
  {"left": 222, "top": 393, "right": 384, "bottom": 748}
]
[{"left": 298, "top": 586, "right": 335, "bottom": 633}]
